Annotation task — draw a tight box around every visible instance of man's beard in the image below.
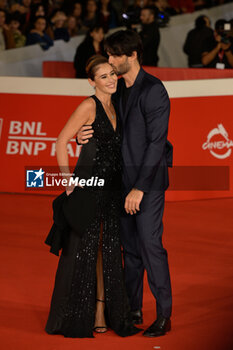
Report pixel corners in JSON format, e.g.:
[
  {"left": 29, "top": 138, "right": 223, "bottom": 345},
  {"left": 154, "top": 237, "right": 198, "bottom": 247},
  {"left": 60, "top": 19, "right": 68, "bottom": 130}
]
[{"left": 112, "top": 60, "right": 130, "bottom": 76}]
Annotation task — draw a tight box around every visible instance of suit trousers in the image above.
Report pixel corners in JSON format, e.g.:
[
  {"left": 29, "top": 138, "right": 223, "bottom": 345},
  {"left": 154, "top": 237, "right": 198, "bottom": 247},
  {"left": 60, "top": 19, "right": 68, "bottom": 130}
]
[{"left": 120, "top": 190, "right": 172, "bottom": 318}]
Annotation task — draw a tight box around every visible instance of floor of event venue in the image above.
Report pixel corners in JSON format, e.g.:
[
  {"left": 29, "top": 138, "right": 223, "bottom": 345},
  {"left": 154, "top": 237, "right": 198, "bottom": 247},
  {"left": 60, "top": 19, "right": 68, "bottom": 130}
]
[{"left": 0, "top": 193, "right": 233, "bottom": 350}]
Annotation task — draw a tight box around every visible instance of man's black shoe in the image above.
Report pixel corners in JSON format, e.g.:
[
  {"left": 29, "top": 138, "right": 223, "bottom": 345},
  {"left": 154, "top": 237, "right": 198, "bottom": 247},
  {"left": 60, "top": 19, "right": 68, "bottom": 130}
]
[
  {"left": 131, "top": 309, "right": 143, "bottom": 325},
  {"left": 143, "top": 316, "right": 171, "bottom": 337}
]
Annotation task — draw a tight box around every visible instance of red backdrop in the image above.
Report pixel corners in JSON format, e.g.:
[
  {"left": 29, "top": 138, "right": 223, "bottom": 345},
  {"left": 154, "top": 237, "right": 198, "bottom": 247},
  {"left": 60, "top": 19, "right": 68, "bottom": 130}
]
[
  {"left": 0, "top": 92, "right": 232, "bottom": 201},
  {"left": 42, "top": 61, "right": 233, "bottom": 80}
]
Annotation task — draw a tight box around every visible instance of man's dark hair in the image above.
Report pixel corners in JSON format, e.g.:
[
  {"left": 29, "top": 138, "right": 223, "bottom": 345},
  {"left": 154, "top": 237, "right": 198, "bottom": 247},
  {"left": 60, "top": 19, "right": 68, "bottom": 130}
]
[
  {"left": 104, "top": 30, "right": 143, "bottom": 64},
  {"left": 195, "top": 15, "right": 208, "bottom": 30}
]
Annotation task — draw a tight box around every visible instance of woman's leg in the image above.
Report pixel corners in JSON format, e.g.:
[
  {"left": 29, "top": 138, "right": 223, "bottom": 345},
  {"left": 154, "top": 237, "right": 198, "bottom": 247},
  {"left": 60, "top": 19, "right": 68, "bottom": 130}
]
[{"left": 94, "top": 222, "right": 107, "bottom": 332}]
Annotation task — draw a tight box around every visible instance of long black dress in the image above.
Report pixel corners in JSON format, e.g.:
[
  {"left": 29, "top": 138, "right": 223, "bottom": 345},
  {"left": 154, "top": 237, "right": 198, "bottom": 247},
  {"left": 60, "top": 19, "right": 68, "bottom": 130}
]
[{"left": 45, "top": 95, "right": 141, "bottom": 338}]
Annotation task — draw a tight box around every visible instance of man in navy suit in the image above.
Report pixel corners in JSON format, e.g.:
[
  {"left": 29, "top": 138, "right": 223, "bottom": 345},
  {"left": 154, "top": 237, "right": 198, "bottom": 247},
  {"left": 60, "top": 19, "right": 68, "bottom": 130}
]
[{"left": 78, "top": 30, "right": 172, "bottom": 337}]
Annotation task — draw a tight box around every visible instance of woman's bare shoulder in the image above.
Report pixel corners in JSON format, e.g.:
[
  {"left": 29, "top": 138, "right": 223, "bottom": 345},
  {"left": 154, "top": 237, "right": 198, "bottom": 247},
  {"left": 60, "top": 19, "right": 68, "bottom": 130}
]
[
  {"left": 75, "top": 96, "right": 96, "bottom": 114},
  {"left": 70, "top": 97, "right": 96, "bottom": 125}
]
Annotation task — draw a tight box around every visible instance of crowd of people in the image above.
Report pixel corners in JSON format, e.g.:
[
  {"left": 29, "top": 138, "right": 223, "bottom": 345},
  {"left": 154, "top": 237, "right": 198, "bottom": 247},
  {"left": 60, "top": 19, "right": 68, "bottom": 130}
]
[
  {"left": 0, "top": 0, "right": 232, "bottom": 70},
  {"left": 0, "top": 0, "right": 121, "bottom": 51},
  {"left": 73, "top": 7, "right": 233, "bottom": 76}
]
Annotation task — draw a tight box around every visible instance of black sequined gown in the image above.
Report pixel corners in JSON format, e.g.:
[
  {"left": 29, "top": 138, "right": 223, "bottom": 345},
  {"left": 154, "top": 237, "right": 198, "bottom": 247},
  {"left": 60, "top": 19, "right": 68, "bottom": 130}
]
[{"left": 45, "top": 95, "right": 140, "bottom": 338}]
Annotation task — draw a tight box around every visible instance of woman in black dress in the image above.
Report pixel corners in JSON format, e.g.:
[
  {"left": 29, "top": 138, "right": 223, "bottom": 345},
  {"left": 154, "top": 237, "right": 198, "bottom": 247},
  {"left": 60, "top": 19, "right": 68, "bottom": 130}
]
[{"left": 45, "top": 55, "right": 141, "bottom": 338}]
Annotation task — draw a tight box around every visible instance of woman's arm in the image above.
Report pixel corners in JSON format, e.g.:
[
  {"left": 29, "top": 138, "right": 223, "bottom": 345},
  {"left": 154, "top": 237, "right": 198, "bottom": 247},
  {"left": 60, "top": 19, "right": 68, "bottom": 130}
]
[{"left": 56, "top": 97, "right": 95, "bottom": 192}]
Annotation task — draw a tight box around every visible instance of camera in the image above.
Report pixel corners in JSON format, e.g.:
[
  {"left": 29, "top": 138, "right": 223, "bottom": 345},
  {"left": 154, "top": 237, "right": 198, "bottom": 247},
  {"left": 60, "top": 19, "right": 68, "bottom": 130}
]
[
  {"left": 122, "top": 9, "right": 169, "bottom": 28},
  {"left": 216, "top": 20, "right": 232, "bottom": 45}
]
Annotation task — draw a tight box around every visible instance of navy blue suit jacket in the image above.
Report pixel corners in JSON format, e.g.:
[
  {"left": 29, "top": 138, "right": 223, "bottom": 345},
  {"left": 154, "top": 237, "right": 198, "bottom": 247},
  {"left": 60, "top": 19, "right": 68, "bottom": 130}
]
[{"left": 113, "top": 68, "right": 173, "bottom": 193}]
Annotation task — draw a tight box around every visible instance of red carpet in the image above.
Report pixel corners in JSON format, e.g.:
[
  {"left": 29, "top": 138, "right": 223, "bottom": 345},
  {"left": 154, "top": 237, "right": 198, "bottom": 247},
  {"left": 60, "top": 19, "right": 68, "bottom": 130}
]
[{"left": 0, "top": 193, "right": 233, "bottom": 350}]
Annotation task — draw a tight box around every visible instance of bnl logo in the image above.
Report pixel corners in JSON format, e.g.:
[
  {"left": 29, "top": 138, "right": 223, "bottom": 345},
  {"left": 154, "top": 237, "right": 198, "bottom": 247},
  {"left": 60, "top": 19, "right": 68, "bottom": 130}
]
[{"left": 26, "top": 168, "right": 45, "bottom": 187}]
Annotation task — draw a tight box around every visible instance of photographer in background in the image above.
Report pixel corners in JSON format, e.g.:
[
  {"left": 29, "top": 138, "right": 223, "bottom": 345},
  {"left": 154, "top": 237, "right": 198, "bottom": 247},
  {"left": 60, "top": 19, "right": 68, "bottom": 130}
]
[
  {"left": 123, "top": 1, "right": 169, "bottom": 29},
  {"left": 123, "top": 0, "right": 149, "bottom": 29},
  {"left": 202, "top": 19, "right": 233, "bottom": 68},
  {"left": 139, "top": 6, "right": 160, "bottom": 66},
  {"left": 183, "top": 15, "right": 213, "bottom": 68}
]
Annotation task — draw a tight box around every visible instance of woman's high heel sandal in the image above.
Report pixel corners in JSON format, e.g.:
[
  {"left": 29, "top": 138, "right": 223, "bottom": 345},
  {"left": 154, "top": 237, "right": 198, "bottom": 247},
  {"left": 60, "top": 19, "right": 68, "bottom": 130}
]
[{"left": 93, "top": 299, "right": 108, "bottom": 333}]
